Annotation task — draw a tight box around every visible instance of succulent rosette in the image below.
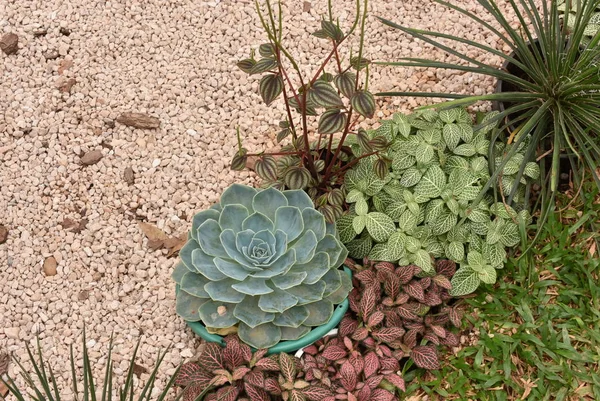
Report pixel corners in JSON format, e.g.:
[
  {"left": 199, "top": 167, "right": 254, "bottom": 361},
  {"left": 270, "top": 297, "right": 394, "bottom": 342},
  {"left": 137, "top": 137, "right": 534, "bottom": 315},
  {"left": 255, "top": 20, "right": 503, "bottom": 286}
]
[{"left": 172, "top": 184, "right": 351, "bottom": 349}]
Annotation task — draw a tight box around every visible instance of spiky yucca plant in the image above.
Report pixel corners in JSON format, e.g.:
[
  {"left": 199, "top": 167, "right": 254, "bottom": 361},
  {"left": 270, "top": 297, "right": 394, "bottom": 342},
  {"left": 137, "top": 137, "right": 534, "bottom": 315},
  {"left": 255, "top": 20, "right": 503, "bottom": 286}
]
[
  {"left": 1, "top": 333, "right": 179, "bottom": 401},
  {"left": 377, "top": 0, "right": 600, "bottom": 237}
]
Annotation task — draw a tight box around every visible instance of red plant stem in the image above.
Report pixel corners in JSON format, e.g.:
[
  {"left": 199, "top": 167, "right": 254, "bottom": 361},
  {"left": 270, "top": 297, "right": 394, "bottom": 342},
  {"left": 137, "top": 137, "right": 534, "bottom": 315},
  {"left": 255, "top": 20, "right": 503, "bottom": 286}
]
[
  {"left": 276, "top": 49, "right": 298, "bottom": 142},
  {"left": 322, "top": 107, "right": 355, "bottom": 181},
  {"left": 246, "top": 150, "right": 302, "bottom": 157},
  {"left": 300, "top": 89, "right": 319, "bottom": 178},
  {"left": 333, "top": 150, "right": 379, "bottom": 177}
]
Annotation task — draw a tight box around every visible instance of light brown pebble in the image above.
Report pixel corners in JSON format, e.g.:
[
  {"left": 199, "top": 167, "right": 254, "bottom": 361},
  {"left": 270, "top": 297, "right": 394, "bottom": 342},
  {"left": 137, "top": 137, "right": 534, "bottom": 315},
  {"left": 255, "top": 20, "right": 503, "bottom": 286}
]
[
  {"left": 0, "top": 225, "right": 7, "bottom": 244},
  {"left": 43, "top": 256, "right": 58, "bottom": 276},
  {"left": 124, "top": 167, "right": 135, "bottom": 184},
  {"left": 80, "top": 150, "right": 103, "bottom": 165},
  {"left": 116, "top": 112, "right": 161, "bottom": 129}
]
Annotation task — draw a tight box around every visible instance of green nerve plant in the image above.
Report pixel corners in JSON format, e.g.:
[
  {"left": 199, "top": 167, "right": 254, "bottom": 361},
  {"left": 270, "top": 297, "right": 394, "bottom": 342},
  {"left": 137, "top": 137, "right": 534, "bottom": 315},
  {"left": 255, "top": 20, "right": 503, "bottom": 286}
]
[
  {"left": 173, "top": 184, "right": 351, "bottom": 349},
  {"left": 231, "top": 0, "right": 390, "bottom": 223},
  {"left": 559, "top": 0, "right": 600, "bottom": 46},
  {"left": 336, "top": 108, "right": 537, "bottom": 295},
  {"left": 377, "top": 0, "right": 600, "bottom": 237},
  {"left": 1, "top": 333, "right": 179, "bottom": 401}
]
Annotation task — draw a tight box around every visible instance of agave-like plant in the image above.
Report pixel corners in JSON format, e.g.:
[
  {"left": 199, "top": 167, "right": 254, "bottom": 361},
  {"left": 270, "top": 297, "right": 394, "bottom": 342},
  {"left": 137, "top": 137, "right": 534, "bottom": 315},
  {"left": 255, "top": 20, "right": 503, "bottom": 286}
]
[
  {"left": 1, "top": 332, "right": 179, "bottom": 401},
  {"left": 173, "top": 184, "right": 351, "bottom": 349},
  {"left": 377, "top": 0, "right": 600, "bottom": 237}
]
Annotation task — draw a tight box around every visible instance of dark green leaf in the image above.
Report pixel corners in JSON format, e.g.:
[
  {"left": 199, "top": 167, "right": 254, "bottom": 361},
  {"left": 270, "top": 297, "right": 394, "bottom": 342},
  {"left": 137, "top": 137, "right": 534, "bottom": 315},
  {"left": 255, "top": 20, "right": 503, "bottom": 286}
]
[
  {"left": 350, "top": 56, "right": 371, "bottom": 71},
  {"left": 357, "top": 128, "right": 373, "bottom": 152},
  {"left": 312, "top": 29, "right": 329, "bottom": 39},
  {"left": 334, "top": 71, "right": 356, "bottom": 99},
  {"left": 259, "top": 43, "right": 276, "bottom": 58},
  {"left": 259, "top": 74, "right": 284, "bottom": 106},
  {"left": 255, "top": 155, "right": 278, "bottom": 181},
  {"left": 321, "top": 20, "right": 344, "bottom": 41},
  {"left": 277, "top": 128, "right": 290, "bottom": 143},
  {"left": 237, "top": 59, "right": 256, "bottom": 74},
  {"left": 374, "top": 158, "right": 389, "bottom": 180},
  {"left": 231, "top": 149, "right": 248, "bottom": 171},
  {"left": 318, "top": 109, "right": 347, "bottom": 135},
  {"left": 251, "top": 58, "right": 278, "bottom": 74},
  {"left": 284, "top": 166, "right": 312, "bottom": 189},
  {"left": 369, "top": 136, "right": 388, "bottom": 151},
  {"left": 309, "top": 81, "right": 343, "bottom": 108},
  {"left": 351, "top": 90, "right": 376, "bottom": 118}
]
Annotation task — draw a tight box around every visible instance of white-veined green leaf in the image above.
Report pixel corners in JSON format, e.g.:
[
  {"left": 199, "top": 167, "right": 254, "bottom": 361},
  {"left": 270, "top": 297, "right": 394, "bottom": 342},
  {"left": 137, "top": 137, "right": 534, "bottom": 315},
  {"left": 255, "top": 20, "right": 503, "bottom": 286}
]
[
  {"left": 368, "top": 243, "right": 394, "bottom": 262},
  {"left": 346, "top": 189, "right": 364, "bottom": 203},
  {"left": 412, "top": 249, "right": 434, "bottom": 274},
  {"left": 431, "top": 212, "right": 457, "bottom": 236},
  {"left": 499, "top": 221, "right": 520, "bottom": 247},
  {"left": 365, "top": 212, "right": 396, "bottom": 242},
  {"left": 353, "top": 214, "right": 367, "bottom": 234},
  {"left": 414, "top": 166, "right": 446, "bottom": 198},
  {"left": 355, "top": 197, "right": 369, "bottom": 216},
  {"left": 443, "top": 123, "right": 461, "bottom": 151},
  {"left": 453, "top": 143, "right": 476, "bottom": 157},
  {"left": 387, "top": 231, "right": 407, "bottom": 261},
  {"left": 447, "top": 241, "right": 465, "bottom": 262},
  {"left": 450, "top": 266, "right": 480, "bottom": 296},
  {"left": 398, "top": 209, "right": 418, "bottom": 233},
  {"left": 439, "top": 108, "right": 459, "bottom": 123},
  {"left": 400, "top": 167, "right": 423, "bottom": 187},
  {"left": 478, "top": 264, "right": 497, "bottom": 284}
]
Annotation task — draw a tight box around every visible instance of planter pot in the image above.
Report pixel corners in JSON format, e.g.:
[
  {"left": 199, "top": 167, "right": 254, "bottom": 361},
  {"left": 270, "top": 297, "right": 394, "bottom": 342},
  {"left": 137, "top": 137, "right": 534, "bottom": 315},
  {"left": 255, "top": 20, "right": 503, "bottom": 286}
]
[{"left": 178, "top": 266, "right": 351, "bottom": 355}]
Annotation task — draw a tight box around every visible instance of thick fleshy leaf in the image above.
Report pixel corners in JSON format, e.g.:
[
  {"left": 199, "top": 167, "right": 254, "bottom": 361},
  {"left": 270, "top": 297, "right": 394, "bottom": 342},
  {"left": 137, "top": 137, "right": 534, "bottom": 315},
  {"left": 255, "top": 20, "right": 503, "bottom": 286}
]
[
  {"left": 284, "top": 281, "right": 326, "bottom": 305},
  {"left": 258, "top": 288, "right": 299, "bottom": 313},
  {"left": 252, "top": 188, "right": 288, "bottom": 222},
  {"left": 252, "top": 249, "right": 296, "bottom": 278},
  {"left": 238, "top": 322, "right": 281, "bottom": 349},
  {"left": 318, "top": 109, "right": 347, "bottom": 135},
  {"left": 271, "top": 271, "right": 308, "bottom": 290},
  {"left": 198, "top": 219, "right": 229, "bottom": 258},
  {"left": 221, "top": 230, "right": 264, "bottom": 271},
  {"left": 324, "top": 269, "right": 352, "bottom": 304},
  {"left": 205, "top": 279, "right": 246, "bottom": 303},
  {"left": 180, "top": 272, "right": 210, "bottom": 298},
  {"left": 198, "top": 300, "right": 239, "bottom": 328},
  {"left": 294, "top": 252, "right": 330, "bottom": 284},
  {"left": 176, "top": 289, "right": 207, "bottom": 321},
  {"left": 191, "top": 209, "right": 221, "bottom": 239},
  {"left": 302, "top": 299, "right": 334, "bottom": 326},
  {"left": 259, "top": 74, "right": 283, "bottom": 106},
  {"left": 274, "top": 206, "right": 304, "bottom": 242},
  {"left": 314, "top": 235, "right": 343, "bottom": 267},
  {"left": 218, "top": 204, "right": 249, "bottom": 233},
  {"left": 212, "top": 257, "right": 251, "bottom": 281},
  {"left": 192, "top": 247, "right": 229, "bottom": 280},
  {"left": 284, "top": 190, "right": 314, "bottom": 211},
  {"left": 280, "top": 325, "right": 311, "bottom": 341},
  {"left": 242, "top": 212, "right": 275, "bottom": 233},
  {"left": 232, "top": 277, "right": 274, "bottom": 295},
  {"left": 220, "top": 184, "right": 257, "bottom": 212},
  {"left": 273, "top": 305, "right": 309, "bottom": 328},
  {"left": 321, "top": 268, "right": 343, "bottom": 297},
  {"left": 233, "top": 296, "right": 275, "bottom": 328},
  {"left": 172, "top": 262, "right": 191, "bottom": 284}
]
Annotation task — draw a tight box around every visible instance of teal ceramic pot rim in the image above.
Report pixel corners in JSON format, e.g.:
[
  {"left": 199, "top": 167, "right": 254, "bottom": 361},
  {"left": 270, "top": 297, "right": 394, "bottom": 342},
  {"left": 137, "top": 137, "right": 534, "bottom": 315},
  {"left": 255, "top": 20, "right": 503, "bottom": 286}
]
[{"left": 177, "top": 266, "right": 352, "bottom": 355}]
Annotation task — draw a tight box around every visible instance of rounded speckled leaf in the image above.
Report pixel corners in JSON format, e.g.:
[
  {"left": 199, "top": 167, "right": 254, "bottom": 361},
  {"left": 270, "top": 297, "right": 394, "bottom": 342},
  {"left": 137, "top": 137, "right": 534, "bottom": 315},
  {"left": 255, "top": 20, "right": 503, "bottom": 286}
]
[
  {"left": 467, "top": 208, "right": 490, "bottom": 223},
  {"left": 478, "top": 264, "right": 497, "bottom": 284},
  {"left": 386, "top": 200, "right": 408, "bottom": 221},
  {"left": 392, "top": 153, "right": 416, "bottom": 171},
  {"left": 238, "top": 322, "right": 281, "bottom": 349},
  {"left": 198, "top": 300, "right": 239, "bottom": 328},
  {"left": 453, "top": 143, "right": 476, "bottom": 157},
  {"left": 303, "top": 299, "right": 334, "bottom": 326},
  {"left": 398, "top": 209, "right": 418, "bottom": 233},
  {"left": 499, "top": 221, "right": 520, "bottom": 247},
  {"left": 336, "top": 214, "right": 357, "bottom": 243},
  {"left": 439, "top": 108, "right": 459, "bottom": 123},
  {"left": 458, "top": 123, "right": 474, "bottom": 142},
  {"left": 355, "top": 197, "right": 369, "bottom": 216},
  {"left": 233, "top": 296, "right": 275, "bottom": 329},
  {"left": 524, "top": 162, "right": 540, "bottom": 179},
  {"left": 445, "top": 156, "right": 469, "bottom": 173},
  {"left": 414, "top": 166, "right": 446, "bottom": 199},
  {"left": 280, "top": 325, "right": 311, "bottom": 341},
  {"left": 450, "top": 266, "right": 480, "bottom": 296},
  {"left": 365, "top": 212, "right": 396, "bottom": 242},
  {"left": 176, "top": 290, "right": 207, "bottom": 322},
  {"left": 273, "top": 305, "right": 309, "bottom": 328}
]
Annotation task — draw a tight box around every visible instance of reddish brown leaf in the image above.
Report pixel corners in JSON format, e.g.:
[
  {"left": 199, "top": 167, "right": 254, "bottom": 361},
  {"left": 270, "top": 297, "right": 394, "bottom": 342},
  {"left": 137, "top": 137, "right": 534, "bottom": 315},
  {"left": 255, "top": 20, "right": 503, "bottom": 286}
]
[
  {"left": 198, "top": 343, "right": 225, "bottom": 371},
  {"left": 381, "top": 297, "right": 395, "bottom": 307},
  {"left": 243, "top": 370, "right": 265, "bottom": 387},
  {"left": 423, "top": 332, "right": 440, "bottom": 345},
  {"left": 440, "top": 331, "right": 460, "bottom": 347},
  {"left": 256, "top": 357, "right": 281, "bottom": 371},
  {"left": 435, "top": 259, "right": 456, "bottom": 277},
  {"left": 351, "top": 327, "right": 369, "bottom": 341},
  {"left": 383, "top": 275, "right": 401, "bottom": 299},
  {"left": 379, "top": 357, "right": 399, "bottom": 371},
  {"left": 290, "top": 389, "right": 306, "bottom": 401},
  {"left": 339, "top": 315, "right": 359, "bottom": 337},
  {"left": 433, "top": 314, "right": 450, "bottom": 325},
  {"left": 349, "top": 289, "right": 361, "bottom": 313},
  {"left": 367, "top": 311, "right": 385, "bottom": 328},
  {"left": 340, "top": 360, "right": 358, "bottom": 391},
  {"left": 404, "top": 321, "right": 425, "bottom": 332},
  {"left": 264, "top": 377, "right": 281, "bottom": 395},
  {"left": 354, "top": 269, "right": 376, "bottom": 285},
  {"left": 252, "top": 349, "right": 268, "bottom": 363},
  {"left": 385, "top": 311, "right": 403, "bottom": 328},
  {"left": 245, "top": 382, "right": 270, "bottom": 401},
  {"left": 183, "top": 382, "right": 207, "bottom": 401},
  {"left": 279, "top": 353, "right": 297, "bottom": 382},
  {"left": 372, "top": 327, "right": 405, "bottom": 343},
  {"left": 322, "top": 345, "right": 348, "bottom": 361},
  {"left": 448, "top": 308, "right": 463, "bottom": 328},
  {"left": 364, "top": 374, "right": 383, "bottom": 389},
  {"left": 423, "top": 290, "right": 442, "bottom": 306},
  {"left": 302, "top": 345, "right": 318, "bottom": 355},
  {"left": 175, "top": 362, "right": 203, "bottom": 386},
  {"left": 411, "top": 345, "right": 441, "bottom": 370},
  {"left": 419, "top": 277, "right": 432, "bottom": 289},
  {"left": 348, "top": 354, "right": 364, "bottom": 375},
  {"left": 216, "top": 385, "right": 240, "bottom": 401},
  {"left": 384, "top": 373, "right": 406, "bottom": 392},
  {"left": 360, "top": 285, "right": 379, "bottom": 318},
  {"left": 432, "top": 274, "right": 452, "bottom": 290},
  {"left": 403, "top": 281, "right": 425, "bottom": 302},
  {"left": 232, "top": 367, "right": 251, "bottom": 381},
  {"left": 395, "top": 293, "right": 410, "bottom": 305},
  {"left": 357, "top": 385, "right": 371, "bottom": 401},
  {"left": 395, "top": 265, "right": 416, "bottom": 284},
  {"left": 302, "top": 386, "right": 334, "bottom": 401},
  {"left": 430, "top": 325, "right": 446, "bottom": 339},
  {"left": 370, "top": 388, "right": 395, "bottom": 401},
  {"left": 363, "top": 352, "right": 380, "bottom": 378},
  {"left": 403, "top": 329, "right": 418, "bottom": 349}
]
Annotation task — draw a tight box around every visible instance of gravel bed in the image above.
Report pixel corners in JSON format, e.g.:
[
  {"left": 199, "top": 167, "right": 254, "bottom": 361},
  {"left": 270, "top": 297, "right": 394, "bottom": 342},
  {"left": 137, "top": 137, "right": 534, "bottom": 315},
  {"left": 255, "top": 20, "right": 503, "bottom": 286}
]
[{"left": 1, "top": 0, "right": 521, "bottom": 397}]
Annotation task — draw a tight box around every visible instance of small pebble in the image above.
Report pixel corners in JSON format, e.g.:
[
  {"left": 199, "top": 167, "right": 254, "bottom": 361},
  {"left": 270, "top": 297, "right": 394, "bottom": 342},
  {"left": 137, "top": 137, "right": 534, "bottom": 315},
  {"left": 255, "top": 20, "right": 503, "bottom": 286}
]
[
  {"left": 80, "top": 150, "right": 103, "bottom": 165},
  {"left": 0, "top": 225, "right": 8, "bottom": 244},
  {"left": 0, "top": 33, "right": 18, "bottom": 55},
  {"left": 43, "top": 256, "right": 58, "bottom": 276}
]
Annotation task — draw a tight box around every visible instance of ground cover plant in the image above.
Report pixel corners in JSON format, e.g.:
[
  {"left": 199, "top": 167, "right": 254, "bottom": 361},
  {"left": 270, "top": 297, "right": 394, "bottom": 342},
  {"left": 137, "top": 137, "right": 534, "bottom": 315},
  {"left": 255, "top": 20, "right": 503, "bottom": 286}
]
[
  {"left": 231, "top": 0, "right": 389, "bottom": 223},
  {"left": 406, "top": 179, "right": 600, "bottom": 400}
]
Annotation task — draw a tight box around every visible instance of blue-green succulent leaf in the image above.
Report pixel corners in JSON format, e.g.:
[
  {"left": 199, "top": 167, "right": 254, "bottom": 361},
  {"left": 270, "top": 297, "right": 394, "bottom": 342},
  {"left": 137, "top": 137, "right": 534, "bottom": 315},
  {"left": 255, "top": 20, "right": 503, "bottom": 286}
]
[
  {"left": 275, "top": 206, "right": 304, "bottom": 242},
  {"left": 204, "top": 279, "right": 246, "bottom": 303},
  {"left": 191, "top": 209, "right": 221, "bottom": 240},
  {"left": 238, "top": 322, "right": 281, "bottom": 349},
  {"left": 324, "top": 270, "right": 351, "bottom": 304},
  {"left": 289, "top": 230, "right": 318, "bottom": 264},
  {"left": 233, "top": 296, "right": 275, "bottom": 328},
  {"left": 180, "top": 240, "right": 200, "bottom": 272},
  {"left": 252, "top": 249, "right": 296, "bottom": 278},
  {"left": 213, "top": 257, "right": 251, "bottom": 281},
  {"left": 192, "top": 249, "right": 228, "bottom": 281},
  {"left": 198, "top": 300, "right": 239, "bottom": 328},
  {"left": 219, "top": 204, "right": 249, "bottom": 233},
  {"left": 273, "top": 305, "right": 309, "bottom": 328},
  {"left": 315, "top": 235, "right": 343, "bottom": 268},
  {"left": 242, "top": 212, "right": 275, "bottom": 233},
  {"left": 176, "top": 290, "right": 207, "bottom": 322},
  {"left": 180, "top": 272, "right": 210, "bottom": 298},
  {"left": 302, "top": 208, "right": 327, "bottom": 240},
  {"left": 232, "top": 277, "right": 274, "bottom": 295},
  {"left": 285, "top": 281, "right": 327, "bottom": 305},
  {"left": 253, "top": 188, "right": 288, "bottom": 222},
  {"left": 220, "top": 184, "right": 257, "bottom": 213},
  {"left": 221, "top": 230, "right": 263, "bottom": 271},
  {"left": 271, "top": 271, "right": 308, "bottom": 290},
  {"left": 321, "top": 269, "right": 343, "bottom": 297},
  {"left": 283, "top": 190, "right": 314, "bottom": 210},
  {"left": 198, "top": 219, "right": 229, "bottom": 258},
  {"left": 172, "top": 262, "right": 192, "bottom": 284},
  {"left": 280, "top": 325, "right": 311, "bottom": 341},
  {"left": 258, "top": 288, "right": 298, "bottom": 313},
  {"left": 302, "top": 300, "right": 334, "bottom": 326}
]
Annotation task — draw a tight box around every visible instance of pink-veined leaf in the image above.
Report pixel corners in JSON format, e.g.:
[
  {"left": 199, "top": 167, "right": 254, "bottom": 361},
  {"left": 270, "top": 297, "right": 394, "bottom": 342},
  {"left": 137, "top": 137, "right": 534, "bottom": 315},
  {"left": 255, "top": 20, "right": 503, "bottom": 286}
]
[
  {"left": 372, "top": 327, "right": 405, "bottom": 343},
  {"left": 435, "top": 260, "right": 457, "bottom": 277},
  {"left": 302, "top": 386, "right": 334, "bottom": 401},
  {"left": 244, "top": 382, "right": 270, "bottom": 401},
  {"left": 279, "top": 353, "right": 297, "bottom": 382},
  {"left": 243, "top": 370, "right": 265, "bottom": 388},
  {"left": 198, "top": 343, "right": 226, "bottom": 371},
  {"left": 411, "top": 345, "right": 441, "bottom": 370},
  {"left": 339, "top": 315, "right": 359, "bottom": 337},
  {"left": 403, "top": 281, "right": 425, "bottom": 302},
  {"left": 363, "top": 352, "right": 380, "bottom": 378},
  {"left": 367, "top": 311, "right": 385, "bottom": 328},
  {"left": 175, "top": 363, "right": 203, "bottom": 386},
  {"left": 360, "top": 285, "right": 378, "bottom": 318},
  {"left": 340, "top": 360, "right": 358, "bottom": 391},
  {"left": 255, "top": 357, "right": 281, "bottom": 371},
  {"left": 384, "top": 373, "right": 406, "bottom": 392},
  {"left": 322, "top": 345, "right": 348, "bottom": 361},
  {"left": 216, "top": 385, "right": 240, "bottom": 401},
  {"left": 370, "top": 388, "right": 395, "bottom": 401}
]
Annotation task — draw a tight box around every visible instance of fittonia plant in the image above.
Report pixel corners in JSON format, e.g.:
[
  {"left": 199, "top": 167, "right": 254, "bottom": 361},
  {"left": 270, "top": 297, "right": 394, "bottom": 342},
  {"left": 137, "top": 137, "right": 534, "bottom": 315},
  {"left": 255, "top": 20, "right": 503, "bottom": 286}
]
[
  {"left": 172, "top": 184, "right": 352, "bottom": 349},
  {"left": 336, "top": 108, "right": 538, "bottom": 296}
]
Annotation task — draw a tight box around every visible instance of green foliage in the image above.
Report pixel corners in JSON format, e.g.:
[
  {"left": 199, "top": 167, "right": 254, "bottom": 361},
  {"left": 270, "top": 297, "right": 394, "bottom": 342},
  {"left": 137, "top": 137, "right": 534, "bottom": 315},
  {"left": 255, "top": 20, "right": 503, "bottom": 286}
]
[
  {"left": 378, "top": 0, "right": 600, "bottom": 236},
  {"left": 1, "top": 332, "right": 179, "bottom": 401},
  {"left": 338, "top": 108, "right": 536, "bottom": 295},
  {"left": 173, "top": 184, "right": 351, "bottom": 349},
  {"left": 231, "top": 0, "right": 386, "bottom": 222}
]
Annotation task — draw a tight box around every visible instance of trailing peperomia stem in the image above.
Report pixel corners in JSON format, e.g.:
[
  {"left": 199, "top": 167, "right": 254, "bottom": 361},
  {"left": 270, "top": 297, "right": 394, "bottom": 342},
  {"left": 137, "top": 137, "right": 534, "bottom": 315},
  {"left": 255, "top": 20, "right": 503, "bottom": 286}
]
[{"left": 232, "top": 0, "right": 383, "bottom": 223}]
